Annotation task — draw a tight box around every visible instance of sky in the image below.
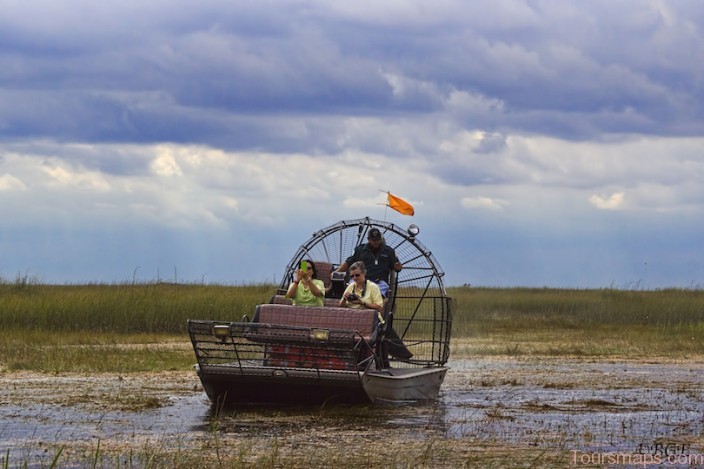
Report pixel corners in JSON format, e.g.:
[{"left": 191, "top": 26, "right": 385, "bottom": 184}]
[{"left": 1, "top": 0, "right": 703, "bottom": 289}]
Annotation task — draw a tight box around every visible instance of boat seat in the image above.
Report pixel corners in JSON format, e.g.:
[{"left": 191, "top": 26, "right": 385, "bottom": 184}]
[
  {"left": 246, "top": 303, "right": 379, "bottom": 370},
  {"left": 254, "top": 303, "right": 377, "bottom": 339},
  {"left": 270, "top": 294, "right": 292, "bottom": 305},
  {"left": 312, "top": 261, "right": 333, "bottom": 292},
  {"left": 270, "top": 294, "right": 340, "bottom": 307}
]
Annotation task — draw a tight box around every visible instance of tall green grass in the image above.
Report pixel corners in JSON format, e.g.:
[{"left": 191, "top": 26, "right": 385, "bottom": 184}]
[
  {"left": 4, "top": 281, "right": 701, "bottom": 336},
  {"left": 0, "top": 281, "right": 277, "bottom": 371},
  {"left": 1, "top": 283, "right": 703, "bottom": 371},
  {"left": 448, "top": 286, "right": 704, "bottom": 356},
  {"left": 0, "top": 281, "right": 275, "bottom": 334},
  {"left": 449, "top": 286, "right": 704, "bottom": 334}
]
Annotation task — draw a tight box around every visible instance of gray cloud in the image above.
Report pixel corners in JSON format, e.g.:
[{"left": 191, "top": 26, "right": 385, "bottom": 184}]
[
  {"left": 2, "top": 0, "right": 704, "bottom": 287},
  {"left": 1, "top": 0, "right": 702, "bottom": 152}
]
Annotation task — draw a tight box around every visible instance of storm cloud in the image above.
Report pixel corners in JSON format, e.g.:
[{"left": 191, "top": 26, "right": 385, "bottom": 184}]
[{"left": 1, "top": 0, "right": 703, "bottom": 287}]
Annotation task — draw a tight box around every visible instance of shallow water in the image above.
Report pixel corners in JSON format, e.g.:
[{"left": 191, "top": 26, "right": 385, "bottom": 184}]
[
  {"left": 443, "top": 359, "right": 704, "bottom": 455},
  {"left": 1, "top": 394, "right": 209, "bottom": 447},
  {"left": 1, "top": 358, "right": 702, "bottom": 464}
]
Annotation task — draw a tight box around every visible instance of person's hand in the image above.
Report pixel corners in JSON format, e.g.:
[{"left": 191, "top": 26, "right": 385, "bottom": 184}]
[
  {"left": 394, "top": 262, "right": 402, "bottom": 272},
  {"left": 344, "top": 291, "right": 360, "bottom": 303},
  {"left": 295, "top": 269, "right": 305, "bottom": 282}
]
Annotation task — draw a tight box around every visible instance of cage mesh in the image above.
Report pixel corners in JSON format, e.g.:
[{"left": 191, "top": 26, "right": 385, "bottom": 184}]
[{"left": 277, "top": 217, "right": 452, "bottom": 366}]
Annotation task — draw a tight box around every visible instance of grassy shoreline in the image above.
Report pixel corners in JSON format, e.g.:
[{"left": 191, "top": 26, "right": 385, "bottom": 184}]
[{"left": 1, "top": 283, "right": 703, "bottom": 372}]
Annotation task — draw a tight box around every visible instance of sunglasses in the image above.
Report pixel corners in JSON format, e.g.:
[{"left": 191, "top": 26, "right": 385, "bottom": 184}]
[{"left": 350, "top": 273, "right": 363, "bottom": 278}]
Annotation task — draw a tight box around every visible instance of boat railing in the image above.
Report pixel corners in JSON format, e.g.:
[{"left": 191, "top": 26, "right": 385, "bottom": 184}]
[{"left": 188, "top": 304, "right": 382, "bottom": 373}]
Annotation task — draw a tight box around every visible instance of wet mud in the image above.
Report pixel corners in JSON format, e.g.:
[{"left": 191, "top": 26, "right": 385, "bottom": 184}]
[{"left": 1, "top": 357, "right": 702, "bottom": 466}]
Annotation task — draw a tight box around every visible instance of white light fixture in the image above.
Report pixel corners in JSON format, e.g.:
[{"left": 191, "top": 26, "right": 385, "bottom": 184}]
[{"left": 212, "top": 324, "right": 230, "bottom": 339}]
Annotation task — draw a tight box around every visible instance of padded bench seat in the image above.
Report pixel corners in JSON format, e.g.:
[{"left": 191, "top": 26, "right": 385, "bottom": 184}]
[
  {"left": 247, "top": 303, "right": 378, "bottom": 370},
  {"left": 270, "top": 294, "right": 341, "bottom": 308},
  {"left": 251, "top": 303, "right": 377, "bottom": 342}
]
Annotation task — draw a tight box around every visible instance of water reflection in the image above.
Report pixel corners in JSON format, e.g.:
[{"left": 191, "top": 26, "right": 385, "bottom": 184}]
[
  {"left": 1, "top": 394, "right": 211, "bottom": 450},
  {"left": 195, "top": 398, "right": 450, "bottom": 440}
]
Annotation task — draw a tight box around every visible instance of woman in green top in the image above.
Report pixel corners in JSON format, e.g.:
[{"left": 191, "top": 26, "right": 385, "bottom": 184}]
[{"left": 285, "top": 259, "right": 325, "bottom": 306}]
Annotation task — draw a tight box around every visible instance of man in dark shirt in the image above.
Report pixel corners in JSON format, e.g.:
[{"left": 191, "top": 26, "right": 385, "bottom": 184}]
[{"left": 335, "top": 228, "right": 402, "bottom": 297}]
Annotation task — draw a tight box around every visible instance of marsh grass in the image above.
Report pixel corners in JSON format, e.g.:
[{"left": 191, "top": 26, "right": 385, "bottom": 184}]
[
  {"left": 0, "top": 282, "right": 274, "bottom": 333},
  {"left": 3, "top": 434, "right": 565, "bottom": 469},
  {"left": 0, "top": 331, "right": 195, "bottom": 372},
  {"left": 1, "top": 284, "right": 703, "bottom": 372},
  {"left": 449, "top": 286, "right": 704, "bottom": 357},
  {"left": 450, "top": 286, "right": 704, "bottom": 331},
  {"left": 2, "top": 284, "right": 701, "bottom": 468},
  {"left": 0, "top": 282, "right": 274, "bottom": 372}
]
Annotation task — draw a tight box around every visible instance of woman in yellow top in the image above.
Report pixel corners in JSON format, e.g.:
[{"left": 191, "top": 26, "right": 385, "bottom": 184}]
[
  {"left": 285, "top": 259, "right": 325, "bottom": 306},
  {"left": 339, "top": 261, "right": 384, "bottom": 313}
]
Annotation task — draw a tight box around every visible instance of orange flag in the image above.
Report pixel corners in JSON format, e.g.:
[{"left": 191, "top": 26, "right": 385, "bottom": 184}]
[{"left": 387, "top": 192, "right": 414, "bottom": 216}]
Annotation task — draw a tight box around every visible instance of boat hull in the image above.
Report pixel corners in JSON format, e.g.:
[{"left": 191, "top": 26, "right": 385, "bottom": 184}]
[
  {"left": 362, "top": 367, "right": 449, "bottom": 404},
  {"left": 196, "top": 364, "right": 370, "bottom": 406},
  {"left": 196, "top": 364, "right": 448, "bottom": 406}
]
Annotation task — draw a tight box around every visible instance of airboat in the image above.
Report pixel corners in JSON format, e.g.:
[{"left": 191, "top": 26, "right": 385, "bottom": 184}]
[{"left": 188, "top": 217, "right": 452, "bottom": 405}]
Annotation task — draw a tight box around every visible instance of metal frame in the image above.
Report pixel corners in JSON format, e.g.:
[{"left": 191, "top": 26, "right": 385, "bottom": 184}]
[
  {"left": 188, "top": 217, "right": 453, "bottom": 405},
  {"left": 277, "top": 217, "right": 452, "bottom": 367}
]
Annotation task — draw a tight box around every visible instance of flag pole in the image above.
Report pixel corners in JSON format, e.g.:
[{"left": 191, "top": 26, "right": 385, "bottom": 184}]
[{"left": 379, "top": 189, "right": 389, "bottom": 221}]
